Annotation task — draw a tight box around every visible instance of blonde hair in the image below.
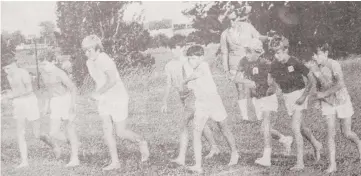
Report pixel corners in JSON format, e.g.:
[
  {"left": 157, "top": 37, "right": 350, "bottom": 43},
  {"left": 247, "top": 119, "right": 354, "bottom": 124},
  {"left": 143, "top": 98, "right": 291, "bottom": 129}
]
[{"left": 81, "top": 35, "right": 104, "bottom": 52}]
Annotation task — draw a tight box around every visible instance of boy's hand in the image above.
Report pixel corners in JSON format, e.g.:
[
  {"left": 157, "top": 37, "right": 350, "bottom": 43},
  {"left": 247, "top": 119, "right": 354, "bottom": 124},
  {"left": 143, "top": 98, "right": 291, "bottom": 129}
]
[
  {"left": 161, "top": 104, "right": 168, "bottom": 113},
  {"left": 295, "top": 95, "right": 307, "bottom": 105},
  {"left": 315, "top": 92, "right": 327, "bottom": 99}
]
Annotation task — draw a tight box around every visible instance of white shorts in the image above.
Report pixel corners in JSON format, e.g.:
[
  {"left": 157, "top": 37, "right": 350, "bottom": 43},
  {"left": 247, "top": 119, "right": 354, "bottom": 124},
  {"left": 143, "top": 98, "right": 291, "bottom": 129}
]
[
  {"left": 12, "top": 93, "right": 40, "bottom": 121},
  {"left": 98, "top": 93, "right": 129, "bottom": 122},
  {"left": 252, "top": 94, "right": 278, "bottom": 120},
  {"left": 283, "top": 89, "right": 308, "bottom": 116},
  {"left": 193, "top": 94, "right": 228, "bottom": 131},
  {"left": 50, "top": 93, "right": 74, "bottom": 120},
  {"left": 321, "top": 99, "right": 354, "bottom": 118}
]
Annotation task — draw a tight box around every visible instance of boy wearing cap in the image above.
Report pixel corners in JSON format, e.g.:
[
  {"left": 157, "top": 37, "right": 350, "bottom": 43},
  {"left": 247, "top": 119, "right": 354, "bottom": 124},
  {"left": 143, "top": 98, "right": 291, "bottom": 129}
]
[
  {"left": 308, "top": 44, "right": 361, "bottom": 173},
  {"left": 39, "top": 50, "right": 80, "bottom": 167},
  {"left": 1, "top": 54, "right": 56, "bottom": 169},
  {"left": 162, "top": 45, "right": 221, "bottom": 165},
  {"left": 182, "top": 45, "right": 239, "bottom": 174},
  {"left": 82, "top": 35, "right": 149, "bottom": 170},
  {"left": 269, "top": 36, "right": 323, "bottom": 171},
  {"left": 234, "top": 41, "right": 293, "bottom": 167}
]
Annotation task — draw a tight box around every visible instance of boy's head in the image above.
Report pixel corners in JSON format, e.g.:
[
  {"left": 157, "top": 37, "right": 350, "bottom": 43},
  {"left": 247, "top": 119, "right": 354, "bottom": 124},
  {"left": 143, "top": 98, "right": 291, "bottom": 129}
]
[
  {"left": 226, "top": 5, "right": 251, "bottom": 23},
  {"left": 38, "top": 49, "right": 57, "bottom": 72},
  {"left": 246, "top": 39, "right": 264, "bottom": 62},
  {"left": 269, "top": 36, "right": 290, "bottom": 63},
  {"left": 2, "top": 53, "right": 17, "bottom": 75},
  {"left": 81, "top": 35, "right": 103, "bottom": 60},
  {"left": 312, "top": 43, "right": 330, "bottom": 65},
  {"left": 186, "top": 45, "right": 204, "bottom": 69}
]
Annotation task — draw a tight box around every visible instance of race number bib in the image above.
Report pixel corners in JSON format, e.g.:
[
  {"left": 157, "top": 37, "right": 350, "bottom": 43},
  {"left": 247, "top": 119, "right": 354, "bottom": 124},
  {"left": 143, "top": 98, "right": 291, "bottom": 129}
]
[
  {"left": 288, "top": 66, "right": 294, "bottom": 72},
  {"left": 252, "top": 67, "right": 259, "bottom": 75}
]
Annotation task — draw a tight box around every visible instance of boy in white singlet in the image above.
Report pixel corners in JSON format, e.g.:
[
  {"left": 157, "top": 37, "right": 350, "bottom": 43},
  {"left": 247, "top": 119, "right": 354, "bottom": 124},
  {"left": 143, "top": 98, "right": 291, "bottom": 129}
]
[
  {"left": 182, "top": 45, "right": 239, "bottom": 174},
  {"left": 1, "top": 54, "right": 56, "bottom": 169},
  {"left": 161, "top": 46, "right": 221, "bottom": 165},
  {"left": 82, "top": 35, "right": 150, "bottom": 170}
]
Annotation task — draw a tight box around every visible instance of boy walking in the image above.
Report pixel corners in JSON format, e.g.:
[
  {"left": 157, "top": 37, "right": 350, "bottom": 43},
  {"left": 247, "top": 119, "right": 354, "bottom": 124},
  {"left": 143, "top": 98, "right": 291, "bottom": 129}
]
[
  {"left": 161, "top": 46, "right": 221, "bottom": 165},
  {"left": 234, "top": 43, "right": 293, "bottom": 167},
  {"left": 268, "top": 37, "right": 323, "bottom": 171},
  {"left": 39, "top": 50, "right": 80, "bottom": 167},
  {"left": 82, "top": 35, "right": 149, "bottom": 170},
  {"left": 309, "top": 43, "right": 361, "bottom": 173},
  {"left": 1, "top": 54, "right": 56, "bottom": 168},
  {"left": 182, "top": 45, "right": 239, "bottom": 173}
]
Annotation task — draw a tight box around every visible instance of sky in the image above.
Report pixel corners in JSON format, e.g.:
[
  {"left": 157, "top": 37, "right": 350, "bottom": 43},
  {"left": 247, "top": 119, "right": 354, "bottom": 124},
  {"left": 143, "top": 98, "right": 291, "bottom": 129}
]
[{"left": 1, "top": 1, "right": 195, "bottom": 36}]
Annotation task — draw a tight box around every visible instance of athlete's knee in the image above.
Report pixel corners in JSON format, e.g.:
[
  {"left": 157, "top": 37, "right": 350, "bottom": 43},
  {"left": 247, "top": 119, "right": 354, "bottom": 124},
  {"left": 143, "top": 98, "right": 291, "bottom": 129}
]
[{"left": 342, "top": 129, "right": 354, "bottom": 139}]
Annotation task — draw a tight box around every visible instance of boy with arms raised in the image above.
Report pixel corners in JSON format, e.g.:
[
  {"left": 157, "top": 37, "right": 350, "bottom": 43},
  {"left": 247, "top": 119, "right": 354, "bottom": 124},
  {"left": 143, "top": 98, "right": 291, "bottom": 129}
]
[
  {"left": 268, "top": 37, "right": 323, "bottom": 171},
  {"left": 39, "top": 50, "right": 80, "bottom": 167},
  {"left": 82, "top": 35, "right": 149, "bottom": 170},
  {"left": 1, "top": 54, "right": 56, "bottom": 168},
  {"left": 234, "top": 41, "right": 293, "bottom": 167},
  {"left": 182, "top": 45, "right": 239, "bottom": 173},
  {"left": 308, "top": 43, "right": 361, "bottom": 173},
  {"left": 161, "top": 45, "right": 221, "bottom": 165}
]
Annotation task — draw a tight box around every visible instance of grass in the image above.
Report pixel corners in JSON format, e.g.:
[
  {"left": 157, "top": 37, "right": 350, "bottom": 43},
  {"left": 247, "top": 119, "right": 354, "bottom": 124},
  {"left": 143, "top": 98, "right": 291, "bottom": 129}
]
[{"left": 1, "top": 50, "right": 361, "bottom": 176}]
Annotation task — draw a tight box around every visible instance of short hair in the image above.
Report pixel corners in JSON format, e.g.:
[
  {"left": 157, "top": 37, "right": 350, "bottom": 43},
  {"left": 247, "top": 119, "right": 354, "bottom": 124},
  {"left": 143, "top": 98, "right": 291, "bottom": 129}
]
[
  {"left": 186, "top": 45, "right": 204, "bottom": 57},
  {"left": 81, "top": 35, "right": 104, "bottom": 52},
  {"left": 1, "top": 53, "right": 16, "bottom": 67},
  {"left": 269, "top": 35, "right": 289, "bottom": 52},
  {"left": 299, "top": 45, "right": 315, "bottom": 62},
  {"left": 38, "top": 49, "right": 57, "bottom": 62}
]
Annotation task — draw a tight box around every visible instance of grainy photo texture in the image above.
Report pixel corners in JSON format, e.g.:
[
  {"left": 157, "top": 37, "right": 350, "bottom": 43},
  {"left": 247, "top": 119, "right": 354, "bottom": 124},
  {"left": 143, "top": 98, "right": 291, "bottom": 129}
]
[{"left": 1, "top": 1, "right": 361, "bottom": 176}]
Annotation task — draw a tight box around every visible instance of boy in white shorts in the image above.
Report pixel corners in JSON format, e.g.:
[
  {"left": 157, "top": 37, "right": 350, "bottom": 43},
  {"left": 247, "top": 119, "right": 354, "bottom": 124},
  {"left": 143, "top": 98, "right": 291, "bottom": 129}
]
[
  {"left": 82, "top": 35, "right": 149, "bottom": 170},
  {"left": 39, "top": 50, "right": 79, "bottom": 167},
  {"left": 161, "top": 46, "right": 221, "bottom": 165},
  {"left": 308, "top": 43, "right": 361, "bottom": 173},
  {"left": 234, "top": 45, "right": 293, "bottom": 167},
  {"left": 1, "top": 54, "right": 56, "bottom": 168},
  {"left": 182, "top": 45, "right": 239, "bottom": 173},
  {"left": 268, "top": 37, "right": 323, "bottom": 171}
]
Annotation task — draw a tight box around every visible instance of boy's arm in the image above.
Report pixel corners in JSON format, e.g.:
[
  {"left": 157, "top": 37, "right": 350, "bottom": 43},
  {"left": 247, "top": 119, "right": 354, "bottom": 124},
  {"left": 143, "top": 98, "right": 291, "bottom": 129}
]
[
  {"left": 59, "top": 71, "right": 77, "bottom": 109},
  {"left": 10, "top": 71, "right": 34, "bottom": 99},
  {"left": 95, "top": 55, "right": 118, "bottom": 95},
  {"left": 317, "top": 62, "right": 344, "bottom": 98}
]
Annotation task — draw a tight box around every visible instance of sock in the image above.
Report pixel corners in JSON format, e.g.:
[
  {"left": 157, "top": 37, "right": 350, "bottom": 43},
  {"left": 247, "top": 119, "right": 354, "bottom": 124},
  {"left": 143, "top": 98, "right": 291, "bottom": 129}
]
[
  {"left": 263, "top": 147, "right": 272, "bottom": 159},
  {"left": 238, "top": 99, "right": 249, "bottom": 120}
]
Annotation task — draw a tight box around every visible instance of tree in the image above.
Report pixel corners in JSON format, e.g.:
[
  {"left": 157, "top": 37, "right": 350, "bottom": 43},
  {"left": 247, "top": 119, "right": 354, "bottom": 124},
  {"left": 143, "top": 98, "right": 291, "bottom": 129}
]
[
  {"left": 184, "top": 1, "right": 361, "bottom": 58},
  {"left": 1, "top": 34, "right": 16, "bottom": 90},
  {"left": 149, "top": 34, "right": 169, "bottom": 48},
  {"left": 11, "top": 30, "right": 26, "bottom": 46},
  {"left": 168, "top": 34, "right": 186, "bottom": 49},
  {"left": 39, "top": 21, "right": 57, "bottom": 45},
  {"left": 56, "top": 1, "right": 154, "bottom": 87}
]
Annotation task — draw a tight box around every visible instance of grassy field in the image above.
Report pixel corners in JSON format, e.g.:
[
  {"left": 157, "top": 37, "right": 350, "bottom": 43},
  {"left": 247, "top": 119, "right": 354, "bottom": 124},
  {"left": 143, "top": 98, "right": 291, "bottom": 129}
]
[{"left": 1, "top": 49, "right": 361, "bottom": 176}]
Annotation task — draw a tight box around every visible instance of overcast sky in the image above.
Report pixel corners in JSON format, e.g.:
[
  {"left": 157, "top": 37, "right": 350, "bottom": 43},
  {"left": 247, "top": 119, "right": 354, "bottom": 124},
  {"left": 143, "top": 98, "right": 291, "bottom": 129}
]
[{"left": 1, "top": 1, "right": 195, "bottom": 36}]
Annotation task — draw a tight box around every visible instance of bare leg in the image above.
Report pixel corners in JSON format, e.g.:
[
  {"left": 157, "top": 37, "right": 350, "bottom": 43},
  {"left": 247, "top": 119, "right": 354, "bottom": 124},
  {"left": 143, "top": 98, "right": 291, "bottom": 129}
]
[
  {"left": 340, "top": 117, "right": 361, "bottom": 161},
  {"left": 256, "top": 111, "right": 272, "bottom": 166},
  {"left": 325, "top": 114, "right": 337, "bottom": 173},
  {"left": 65, "top": 120, "right": 80, "bottom": 167},
  {"left": 204, "top": 124, "right": 220, "bottom": 159},
  {"left": 102, "top": 115, "right": 120, "bottom": 170},
  {"left": 187, "top": 114, "right": 208, "bottom": 174},
  {"left": 15, "top": 117, "right": 28, "bottom": 169},
  {"left": 114, "top": 119, "right": 149, "bottom": 162},
  {"left": 171, "top": 113, "right": 193, "bottom": 165},
  {"left": 301, "top": 120, "right": 322, "bottom": 162},
  {"left": 49, "top": 118, "right": 62, "bottom": 159},
  {"left": 31, "top": 119, "right": 56, "bottom": 149},
  {"left": 290, "top": 110, "right": 305, "bottom": 171},
  {"left": 217, "top": 120, "right": 239, "bottom": 166}
]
